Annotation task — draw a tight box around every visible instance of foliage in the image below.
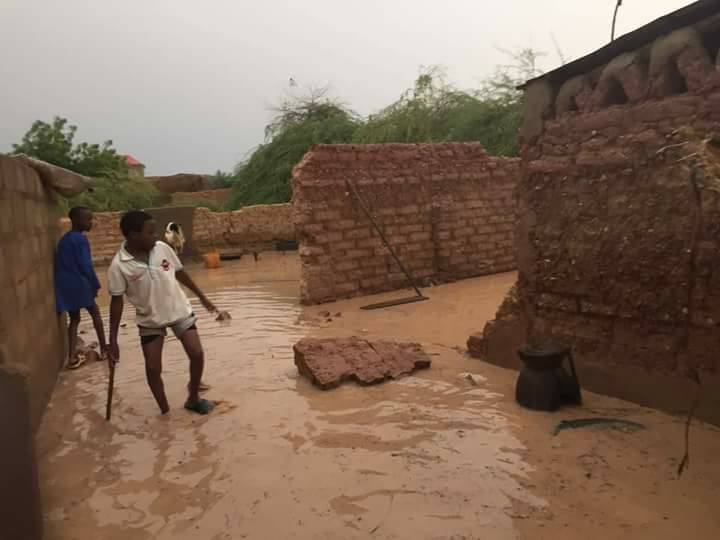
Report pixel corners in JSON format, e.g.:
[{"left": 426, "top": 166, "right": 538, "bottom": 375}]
[
  {"left": 228, "top": 88, "right": 359, "bottom": 208},
  {"left": 209, "top": 170, "right": 235, "bottom": 189},
  {"left": 227, "top": 50, "right": 544, "bottom": 209},
  {"left": 12, "top": 116, "right": 128, "bottom": 177},
  {"left": 355, "top": 50, "right": 543, "bottom": 156},
  {"left": 57, "top": 173, "right": 161, "bottom": 214},
  {"left": 12, "top": 116, "right": 160, "bottom": 212},
  {"left": 354, "top": 66, "right": 520, "bottom": 155}
]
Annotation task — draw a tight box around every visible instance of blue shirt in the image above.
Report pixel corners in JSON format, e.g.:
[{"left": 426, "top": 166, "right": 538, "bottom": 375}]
[{"left": 55, "top": 231, "right": 101, "bottom": 313}]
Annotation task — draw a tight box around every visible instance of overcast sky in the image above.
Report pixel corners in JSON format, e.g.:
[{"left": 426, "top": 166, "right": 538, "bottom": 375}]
[{"left": 0, "top": 0, "right": 694, "bottom": 175}]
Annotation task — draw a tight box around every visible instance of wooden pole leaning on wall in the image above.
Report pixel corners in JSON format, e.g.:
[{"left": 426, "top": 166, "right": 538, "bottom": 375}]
[{"left": 345, "top": 179, "right": 428, "bottom": 310}]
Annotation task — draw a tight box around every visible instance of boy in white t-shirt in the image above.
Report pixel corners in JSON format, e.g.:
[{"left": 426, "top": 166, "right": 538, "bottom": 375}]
[{"left": 107, "top": 210, "right": 216, "bottom": 415}]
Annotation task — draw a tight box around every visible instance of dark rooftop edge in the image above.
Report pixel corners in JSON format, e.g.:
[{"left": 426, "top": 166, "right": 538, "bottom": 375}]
[{"left": 520, "top": 0, "right": 720, "bottom": 89}]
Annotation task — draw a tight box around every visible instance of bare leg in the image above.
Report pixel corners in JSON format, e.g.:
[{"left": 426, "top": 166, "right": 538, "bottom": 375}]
[
  {"left": 141, "top": 336, "right": 170, "bottom": 414},
  {"left": 178, "top": 329, "right": 204, "bottom": 404},
  {"left": 67, "top": 311, "right": 81, "bottom": 364},
  {"left": 87, "top": 305, "right": 107, "bottom": 356}
]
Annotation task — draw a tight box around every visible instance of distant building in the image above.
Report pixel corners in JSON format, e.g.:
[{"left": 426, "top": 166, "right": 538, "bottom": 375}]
[{"left": 124, "top": 155, "right": 145, "bottom": 178}]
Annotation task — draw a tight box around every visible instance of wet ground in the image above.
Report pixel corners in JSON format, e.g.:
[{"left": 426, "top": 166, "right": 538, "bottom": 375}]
[{"left": 37, "top": 253, "right": 720, "bottom": 539}]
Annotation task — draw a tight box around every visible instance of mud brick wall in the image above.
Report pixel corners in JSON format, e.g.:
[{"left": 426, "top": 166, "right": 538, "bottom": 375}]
[
  {"left": 292, "top": 143, "right": 519, "bottom": 304},
  {"left": 0, "top": 155, "right": 67, "bottom": 539},
  {"left": 63, "top": 204, "right": 295, "bottom": 265},
  {"left": 146, "top": 173, "right": 211, "bottom": 194},
  {"left": 193, "top": 204, "right": 295, "bottom": 253},
  {"left": 60, "top": 211, "right": 124, "bottom": 265},
  {"left": 170, "top": 188, "right": 232, "bottom": 207},
  {"left": 479, "top": 14, "right": 720, "bottom": 424}
]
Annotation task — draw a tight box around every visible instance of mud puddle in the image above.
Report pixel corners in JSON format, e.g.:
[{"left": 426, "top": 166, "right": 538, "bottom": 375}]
[{"left": 37, "top": 259, "right": 540, "bottom": 539}]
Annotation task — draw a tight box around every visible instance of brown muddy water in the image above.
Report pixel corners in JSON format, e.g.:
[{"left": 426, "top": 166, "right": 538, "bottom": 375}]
[{"left": 37, "top": 253, "right": 720, "bottom": 540}]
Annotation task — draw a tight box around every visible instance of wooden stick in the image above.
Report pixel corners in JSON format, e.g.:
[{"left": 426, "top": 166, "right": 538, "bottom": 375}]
[
  {"left": 105, "top": 358, "right": 116, "bottom": 421},
  {"left": 677, "top": 367, "right": 702, "bottom": 477},
  {"left": 346, "top": 179, "right": 424, "bottom": 298}
]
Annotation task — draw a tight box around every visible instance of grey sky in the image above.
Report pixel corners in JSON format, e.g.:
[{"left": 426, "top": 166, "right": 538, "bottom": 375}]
[{"left": 0, "top": 0, "right": 693, "bottom": 175}]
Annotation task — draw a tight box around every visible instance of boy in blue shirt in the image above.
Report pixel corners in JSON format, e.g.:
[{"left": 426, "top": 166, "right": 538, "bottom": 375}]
[{"left": 55, "top": 206, "right": 107, "bottom": 369}]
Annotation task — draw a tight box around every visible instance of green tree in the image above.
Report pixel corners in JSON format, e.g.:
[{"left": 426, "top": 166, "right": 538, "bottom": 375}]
[
  {"left": 228, "top": 88, "right": 359, "bottom": 208},
  {"left": 226, "top": 49, "right": 545, "bottom": 208},
  {"left": 13, "top": 116, "right": 159, "bottom": 212},
  {"left": 64, "top": 173, "right": 161, "bottom": 213},
  {"left": 354, "top": 51, "right": 543, "bottom": 156},
  {"left": 209, "top": 170, "right": 235, "bottom": 189},
  {"left": 13, "top": 116, "right": 128, "bottom": 177}
]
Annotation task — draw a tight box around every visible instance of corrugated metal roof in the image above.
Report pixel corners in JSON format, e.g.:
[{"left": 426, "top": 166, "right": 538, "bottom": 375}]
[{"left": 125, "top": 154, "right": 143, "bottom": 167}]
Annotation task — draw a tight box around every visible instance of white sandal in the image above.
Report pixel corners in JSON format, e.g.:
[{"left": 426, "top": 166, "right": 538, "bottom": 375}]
[{"left": 67, "top": 353, "right": 87, "bottom": 370}]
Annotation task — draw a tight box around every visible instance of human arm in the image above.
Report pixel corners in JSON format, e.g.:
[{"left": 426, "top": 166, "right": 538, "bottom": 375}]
[
  {"left": 108, "top": 295, "right": 123, "bottom": 363},
  {"left": 176, "top": 269, "right": 217, "bottom": 313},
  {"left": 106, "top": 261, "right": 127, "bottom": 363}
]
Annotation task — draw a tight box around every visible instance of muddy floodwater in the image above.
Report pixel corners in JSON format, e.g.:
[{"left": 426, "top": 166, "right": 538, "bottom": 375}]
[{"left": 37, "top": 253, "right": 720, "bottom": 539}]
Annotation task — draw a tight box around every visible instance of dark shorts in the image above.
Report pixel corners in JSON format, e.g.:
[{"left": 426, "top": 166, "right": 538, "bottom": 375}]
[{"left": 139, "top": 314, "right": 198, "bottom": 346}]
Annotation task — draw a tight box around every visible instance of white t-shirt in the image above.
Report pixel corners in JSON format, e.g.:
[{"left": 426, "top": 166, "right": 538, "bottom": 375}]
[{"left": 108, "top": 241, "right": 192, "bottom": 328}]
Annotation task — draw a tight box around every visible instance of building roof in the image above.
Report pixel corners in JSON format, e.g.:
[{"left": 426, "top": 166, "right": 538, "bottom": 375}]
[
  {"left": 125, "top": 154, "right": 144, "bottom": 167},
  {"left": 520, "top": 0, "right": 720, "bottom": 89}
]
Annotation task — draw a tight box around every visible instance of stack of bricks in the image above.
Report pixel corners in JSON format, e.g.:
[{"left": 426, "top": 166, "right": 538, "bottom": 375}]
[
  {"left": 0, "top": 155, "right": 67, "bottom": 539},
  {"left": 292, "top": 143, "right": 519, "bottom": 304},
  {"left": 480, "top": 14, "right": 720, "bottom": 423}
]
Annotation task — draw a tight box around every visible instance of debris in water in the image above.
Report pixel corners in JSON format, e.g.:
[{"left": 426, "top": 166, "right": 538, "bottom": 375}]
[
  {"left": 553, "top": 417, "right": 645, "bottom": 436},
  {"left": 293, "top": 337, "right": 432, "bottom": 389}
]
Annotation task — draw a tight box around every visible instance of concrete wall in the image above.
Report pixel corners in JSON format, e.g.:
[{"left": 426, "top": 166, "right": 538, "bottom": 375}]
[
  {"left": 62, "top": 204, "right": 295, "bottom": 265},
  {"left": 480, "top": 18, "right": 720, "bottom": 423},
  {"left": 0, "top": 155, "right": 66, "bottom": 540},
  {"left": 292, "top": 143, "right": 519, "bottom": 304}
]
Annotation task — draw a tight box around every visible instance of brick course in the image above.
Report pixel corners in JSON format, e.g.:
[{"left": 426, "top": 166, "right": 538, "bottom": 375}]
[
  {"left": 292, "top": 143, "right": 519, "bottom": 304},
  {"left": 61, "top": 204, "right": 295, "bottom": 265}
]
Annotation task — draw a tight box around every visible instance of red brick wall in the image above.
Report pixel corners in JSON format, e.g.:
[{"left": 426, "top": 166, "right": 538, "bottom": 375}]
[
  {"left": 292, "top": 143, "right": 519, "bottom": 304},
  {"left": 480, "top": 19, "right": 720, "bottom": 423}
]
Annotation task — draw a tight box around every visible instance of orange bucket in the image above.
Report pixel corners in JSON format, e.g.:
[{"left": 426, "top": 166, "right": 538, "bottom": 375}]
[{"left": 203, "top": 251, "right": 221, "bottom": 269}]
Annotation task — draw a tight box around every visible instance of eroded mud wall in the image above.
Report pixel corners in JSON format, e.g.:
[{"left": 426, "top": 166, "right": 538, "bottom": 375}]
[
  {"left": 0, "top": 155, "right": 67, "bottom": 540},
  {"left": 480, "top": 16, "right": 720, "bottom": 423}
]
